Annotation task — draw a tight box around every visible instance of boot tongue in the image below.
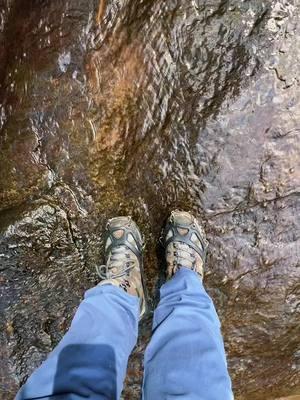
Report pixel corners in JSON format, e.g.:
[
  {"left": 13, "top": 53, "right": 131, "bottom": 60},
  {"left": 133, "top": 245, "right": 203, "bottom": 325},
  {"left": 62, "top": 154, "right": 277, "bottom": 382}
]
[
  {"left": 109, "top": 245, "right": 129, "bottom": 269},
  {"left": 175, "top": 242, "right": 194, "bottom": 268}
]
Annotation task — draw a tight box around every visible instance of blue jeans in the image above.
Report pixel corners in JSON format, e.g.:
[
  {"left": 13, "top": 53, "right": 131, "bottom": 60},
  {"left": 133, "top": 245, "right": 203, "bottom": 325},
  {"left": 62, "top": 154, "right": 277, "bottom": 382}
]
[{"left": 16, "top": 268, "right": 233, "bottom": 399}]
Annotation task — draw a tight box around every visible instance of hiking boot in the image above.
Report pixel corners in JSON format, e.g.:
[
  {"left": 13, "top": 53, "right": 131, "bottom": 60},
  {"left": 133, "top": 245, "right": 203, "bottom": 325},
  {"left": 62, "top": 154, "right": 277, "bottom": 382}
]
[
  {"left": 97, "top": 216, "right": 146, "bottom": 317},
  {"left": 163, "top": 210, "right": 208, "bottom": 280}
]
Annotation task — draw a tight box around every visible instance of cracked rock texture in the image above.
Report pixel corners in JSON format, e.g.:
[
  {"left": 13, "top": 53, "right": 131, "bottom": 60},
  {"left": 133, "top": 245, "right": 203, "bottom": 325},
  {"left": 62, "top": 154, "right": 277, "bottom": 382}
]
[{"left": 0, "top": 0, "right": 300, "bottom": 399}]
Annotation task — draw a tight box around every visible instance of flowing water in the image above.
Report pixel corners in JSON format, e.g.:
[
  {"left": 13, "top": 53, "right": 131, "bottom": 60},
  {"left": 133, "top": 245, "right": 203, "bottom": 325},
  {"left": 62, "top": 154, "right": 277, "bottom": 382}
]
[{"left": 0, "top": 0, "right": 300, "bottom": 399}]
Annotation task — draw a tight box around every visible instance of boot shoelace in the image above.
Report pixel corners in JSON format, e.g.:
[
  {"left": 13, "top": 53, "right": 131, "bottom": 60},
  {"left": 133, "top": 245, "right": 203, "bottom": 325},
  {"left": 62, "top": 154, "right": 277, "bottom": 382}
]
[
  {"left": 169, "top": 242, "right": 197, "bottom": 270},
  {"left": 97, "top": 245, "right": 135, "bottom": 280}
]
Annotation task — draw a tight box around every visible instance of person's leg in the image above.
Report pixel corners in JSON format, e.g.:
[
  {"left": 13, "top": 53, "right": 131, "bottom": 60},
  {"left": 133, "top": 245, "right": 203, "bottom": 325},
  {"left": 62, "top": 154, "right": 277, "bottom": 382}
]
[
  {"left": 142, "top": 210, "right": 233, "bottom": 400},
  {"left": 143, "top": 268, "right": 233, "bottom": 400},
  {"left": 16, "top": 284, "right": 139, "bottom": 400},
  {"left": 16, "top": 216, "right": 146, "bottom": 400}
]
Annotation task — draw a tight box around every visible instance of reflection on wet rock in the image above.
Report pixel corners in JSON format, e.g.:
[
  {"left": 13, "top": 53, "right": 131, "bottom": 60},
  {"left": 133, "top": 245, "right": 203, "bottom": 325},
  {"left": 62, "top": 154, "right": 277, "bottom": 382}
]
[{"left": 0, "top": 1, "right": 299, "bottom": 399}]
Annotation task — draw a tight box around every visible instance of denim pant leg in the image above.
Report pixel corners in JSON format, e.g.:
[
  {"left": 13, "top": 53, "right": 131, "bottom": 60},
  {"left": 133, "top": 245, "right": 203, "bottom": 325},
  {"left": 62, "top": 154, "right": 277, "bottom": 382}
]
[
  {"left": 142, "top": 268, "right": 233, "bottom": 400},
  {"left": 16, "top": 284, "right": 139, "bottom": 400}
]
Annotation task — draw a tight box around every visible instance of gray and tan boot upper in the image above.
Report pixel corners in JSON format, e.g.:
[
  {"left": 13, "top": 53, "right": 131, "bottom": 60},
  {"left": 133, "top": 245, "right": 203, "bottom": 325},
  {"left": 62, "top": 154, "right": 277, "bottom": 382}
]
[
  {"left": 97, "top": 216, "right": 146, "bottom": 317},
  {"left": 164, "top": 210, "right": 208, "bottom": 280}
]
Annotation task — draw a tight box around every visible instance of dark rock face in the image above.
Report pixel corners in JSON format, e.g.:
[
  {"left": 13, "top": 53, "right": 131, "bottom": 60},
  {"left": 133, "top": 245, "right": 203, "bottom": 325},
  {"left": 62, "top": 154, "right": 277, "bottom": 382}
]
[{"left": 0, "top": 1, "right": 299, "bottom": 399}]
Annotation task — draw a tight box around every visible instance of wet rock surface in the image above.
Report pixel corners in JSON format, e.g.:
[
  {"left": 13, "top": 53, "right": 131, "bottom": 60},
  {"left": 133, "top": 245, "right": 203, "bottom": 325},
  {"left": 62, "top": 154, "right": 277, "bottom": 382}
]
[{"left": 0, "top": 0, "right": 300, "bottom": 399}]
